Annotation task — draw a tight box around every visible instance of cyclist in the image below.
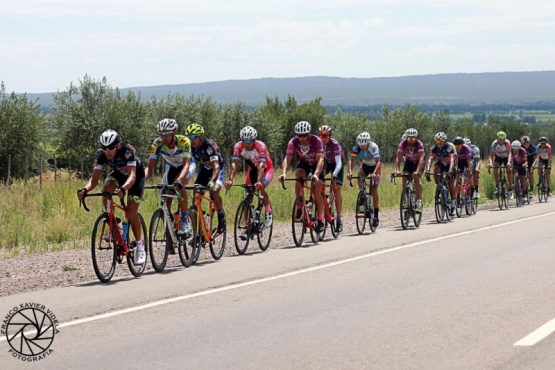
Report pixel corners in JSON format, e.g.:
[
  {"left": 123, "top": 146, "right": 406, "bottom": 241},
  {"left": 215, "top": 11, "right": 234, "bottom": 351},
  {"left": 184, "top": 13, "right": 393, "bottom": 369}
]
[
  {"left": 464, "top": 137, "right": 481, "bottom": 198},
  {"left": 77, "top": 129, "right": 146, "bottom": 265},
  {"left": 225, "top": 126, "right": 275, "bottom": 238},
  {"left": 145, "top": 118, "right": 195, "bottom": 235},
  {"left": 511, "top": 140, "right": 529, "bottom": 202},
  {"left": 186, "top": 123, "right": 227, "bottom": 234},
  {"left": 318, "top": 125, "right": 345, "bottom": 232},
  {"left": 347, "top": 131, "right": 382, "bottom": 227},
  {"left": 453, "top": 136, "right": 474, "bottom": 197},
  {"left": 487, "top": 131, "right": 513, "bottom": 199},
  {"left": 521, "top": 135, "right": 537, "bottom": 193},
  {"left": 425, "top": 132, "right": 457, "bottom": 216},
  {"left": 536, "top": 136, "right": 552, "bottom": 194},
  {"left": 394, "top": 128, "right": 425, "bottom": 212},
  {"left": 278, "top": 120, "right": 325, "bottom": 233}
]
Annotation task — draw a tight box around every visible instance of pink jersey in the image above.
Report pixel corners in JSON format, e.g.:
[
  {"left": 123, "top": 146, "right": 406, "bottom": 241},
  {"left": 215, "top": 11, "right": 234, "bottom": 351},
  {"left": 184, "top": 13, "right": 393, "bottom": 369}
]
[
  {"left": 536, "top": 143, "right": 552, "bottom": 160},
  {"left": 285, "top": 135, "right": 324, "bottom": 166},
  {"left": 397, "top": 140, "right": 425, "bottom": 163},
  {"left": 512, "top": 147, "right": 528, "bottom": 165},
  {"left": 232, "top": 140, "right": 274, "bottom": 168}
]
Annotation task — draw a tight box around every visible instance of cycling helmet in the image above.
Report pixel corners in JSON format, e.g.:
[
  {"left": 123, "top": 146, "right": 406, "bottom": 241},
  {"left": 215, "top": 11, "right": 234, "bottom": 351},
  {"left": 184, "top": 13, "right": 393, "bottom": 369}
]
[
  {"left": 538, "top": 136, "right": 549, "bottom": 143},
  {"left": 463, "top": 137, "right": 471, "bottom": 145},
  {"left": 521, "top": 135, "right": 530, "bottom": 143},
  {"left": 99, "top": 129, "right": 121, "bottom": 147},
  {"left": 185, "top": 123, "right": 205, "bottom": 136},
  {"left": 497, "top": 131, "right": 507, "bottom": 140},
  {"left": 434, "top": 132, "right": 447, "bottom": 141},
  {"left": 318, "top": 125, "right": 332, "bottom": 135},
  {"left": 157, "top": 118, "right": 178, "bottom": 132},
  {"left": 405, "top": 128, "right": 418, "bottom": 138},
  {"left": 453, "top": 136, "right": 464, "bottom": 145},
  {"left": 240, "top": 126, "right": 257, "bottom": 140},
  {"left": 511, "top": 140, "right": 522, "bottom": 150},
  {"left": 401, "top": 133, "right": 407, "bottom": 140},
  {"left": 356, "top": 132, "right": 372, "bottom": 146},
  {"left": 294, "top": 121, "right": 311, "bottom": 135}
]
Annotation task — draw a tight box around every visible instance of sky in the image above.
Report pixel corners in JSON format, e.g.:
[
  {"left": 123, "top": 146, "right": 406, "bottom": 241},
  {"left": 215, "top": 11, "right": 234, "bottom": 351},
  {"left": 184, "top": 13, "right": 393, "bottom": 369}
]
[{"left": 1, "top": 0, "right": 555, "bottom": 93}]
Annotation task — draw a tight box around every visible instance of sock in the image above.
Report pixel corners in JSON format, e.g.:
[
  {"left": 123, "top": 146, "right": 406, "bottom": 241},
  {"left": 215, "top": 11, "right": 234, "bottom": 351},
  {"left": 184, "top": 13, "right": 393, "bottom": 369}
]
[
  {"left": 337, "top": 213, "right": 342, "bottom": 222},
  {"left": 374, "top": 208, "right": 379, "bottom": 218},
  {"left": 265, "top": 204, "right": 272, "bottom": 213},
  {"left": 136, "top": 240, "right": 144, "bottom": 252},
  {"left": 417, "top": 199, "right": 422, "bottom": 206},
  {"left": 181, "top": 211, "right": 189, "bottom": 223}
]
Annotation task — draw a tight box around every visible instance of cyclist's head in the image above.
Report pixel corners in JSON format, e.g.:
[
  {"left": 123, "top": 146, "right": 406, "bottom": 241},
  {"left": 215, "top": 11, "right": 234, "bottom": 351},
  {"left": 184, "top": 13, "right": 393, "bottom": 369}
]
[
  {"left": 405, "top": 128, "right": 418, "bottom": 138},
  {"left": 356, "top": 132, "right": 372, "bottom": 146},
  {"left": 521, "top": 135, "right": 530, "bottom": 145},
  {"left": 185, "top": 123, "right": 205, "bottom": 137},
  {"left": 240, "top": 126, "right": 257, "bottom": 141},
  {"left": 452, "top": 136, "right": 464, "bottom": 145},
  {"left": 434, "top": 132, "right": 447, "bottom": 144},
  {"left": 497, "top": 131, "right": 507, "bottom": 140},
  {"left": 157, "top": 118, "right": 178, "bottom": 133},
  {"left": 538, "top": 136, "right": 549, "bottom": 144},
  {"left": 511, "top": 140, "right": 522, "bottom": 150},
  {"left": 463, "top": 137, "right": 471, "bottom": 145},
  {"left": 318, "top": 125, "right": 332, "bottom": 139},
  {"left": 294, "top": 121, "right": 311, "bottom": 135},
  {"left": 99, "top": 129, "right": 121, "bottom": 151}
]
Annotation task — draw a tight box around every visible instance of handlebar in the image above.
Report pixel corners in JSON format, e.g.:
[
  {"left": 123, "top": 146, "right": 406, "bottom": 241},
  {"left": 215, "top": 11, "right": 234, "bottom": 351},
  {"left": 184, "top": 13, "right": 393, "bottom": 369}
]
[
  {"left": 279, "top": 177, "right": 314, "bottom": 190},
  {"left": 79, "top": 191, "right": 126, "bottom": 213},
  {"left": 348, "top": 175, "right": 373, "bottom": 187}
]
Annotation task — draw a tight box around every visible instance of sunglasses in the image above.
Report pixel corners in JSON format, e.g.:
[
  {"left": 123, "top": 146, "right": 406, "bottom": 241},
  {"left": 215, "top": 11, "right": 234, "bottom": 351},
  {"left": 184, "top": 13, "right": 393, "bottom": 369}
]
[
  {"left": 102, "top": 144, "right": 117, "bottom": 151},
  {"left": 406, "top": 137, "right": 416, "bottom": 141},
  {"left": 319, "top": 134, "right": 330, "bottom": 139},
  {"left": 188, "top": 135, "right": 199, "bottom": 140},
  {"left": 243, "top": 140, "right": 253, "bottom": 144},
  {"left": 435, "top": 140, "right": 445, "bottom": 144},
  {"left": 297, "top": 134, "right": 309, "bottom": 138},
  {"left": 159, "top": 132, "right": 173, "bottom": 137}
]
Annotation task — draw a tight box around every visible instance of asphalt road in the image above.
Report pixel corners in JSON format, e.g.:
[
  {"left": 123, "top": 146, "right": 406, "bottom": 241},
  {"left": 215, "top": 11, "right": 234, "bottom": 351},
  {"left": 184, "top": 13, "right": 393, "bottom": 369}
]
[{"left": 1, "top": 201, "right": 555, "bottom": 369}]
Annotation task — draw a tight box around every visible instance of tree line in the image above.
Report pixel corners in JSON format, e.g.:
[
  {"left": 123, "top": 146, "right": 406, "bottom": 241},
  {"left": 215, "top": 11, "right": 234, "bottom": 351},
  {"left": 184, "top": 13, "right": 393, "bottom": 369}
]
[{"left": 2, "top": 76, "right": 555, "bottom": 181}]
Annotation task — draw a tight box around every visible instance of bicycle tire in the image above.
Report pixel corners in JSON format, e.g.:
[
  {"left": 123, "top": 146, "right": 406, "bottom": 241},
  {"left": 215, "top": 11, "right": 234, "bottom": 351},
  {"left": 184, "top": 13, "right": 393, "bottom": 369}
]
[
  {"left": 400, "top": 187, "right": 410, "bottom": 229},
  {"left": 186, "top": 210, "right": 201, "bottom": 264},
  {"left": 355, "top": 191, "right": 368, "bottom": 234},
  {"left": 292, "top": 196, "right": 306, "bottom": 247},
  {"left": 234, "top": 200, "right": 251, "bottom": 255},
  {"left": 309, "top": 198, "right": 320, "bottom": 245},
  {"left": 367, "top": 191, "right": 376, "bottom": 233},
  {"left": 514, "top": 177, "right": 523, "bottom": 207},
  {"left": 177, "top": 211, "right": 197, "bottom": 268},
  {"left": 411, "top": 190, "right": 422, "bottom": 227},
  {"left": 320, "top": 196, "right": 328, "bottom": 241},
  {"left": 209, "top": 218, "right": 226, "bottom": 260},
  {"left": 91, "top": 214, "right": 117, "bottom": 283},
  {"left": 149, "top": 208, "right": 169, "bottom": 272},
  {"left": 328, "top": 192, "right": 339, "bottom": 238},
  {"left": 126, "top": 213, "right": 148, "bottom": 277},
  {"left": 434, "top": 185, "right": 444, "bottom": 223},
  {"left": 257, "top": 204, "right": 273, "bottom": 251},
  {"left": 442, "top": 183, "right": 451, "bottom": 222}
]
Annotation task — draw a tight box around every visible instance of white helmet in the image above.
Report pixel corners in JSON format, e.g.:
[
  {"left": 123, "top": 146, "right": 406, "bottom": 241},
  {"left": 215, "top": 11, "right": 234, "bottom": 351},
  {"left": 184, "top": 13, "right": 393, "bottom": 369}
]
[
  {"left": 356, "top": 132, "right": 372, "bottom": 146},
  {"left": 401, "top": 133, "right": 407, "bottom": 140},
  {"left": 240, "top": 126, "right": 257, "bottom": 140},
  {"left": 99, "top": 129, "right": 120, "bottom": 147},
  {"left": 157, "top": 118, "right": 178, "bottom": 132},
  {"left": 463, "top": 137, "right": 471, "bottom": 145},
  {"left": 294, "top": 121, "right": 311, "bottom": 135},
  {"left": 405, "top": 128, "right": 418, "bottom": 138},
  {"left": 511, "top": 140, "right": 522, "bottom": 150},
  {"left": 434, "top": 132, "right": 447, "bottom": 141}
]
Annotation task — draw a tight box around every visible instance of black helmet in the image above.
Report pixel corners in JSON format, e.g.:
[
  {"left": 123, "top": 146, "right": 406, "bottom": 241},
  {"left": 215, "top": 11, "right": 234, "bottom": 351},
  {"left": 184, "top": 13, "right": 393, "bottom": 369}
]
[{"left": 453, "top": 136, "right": 464, "bottom": 145}]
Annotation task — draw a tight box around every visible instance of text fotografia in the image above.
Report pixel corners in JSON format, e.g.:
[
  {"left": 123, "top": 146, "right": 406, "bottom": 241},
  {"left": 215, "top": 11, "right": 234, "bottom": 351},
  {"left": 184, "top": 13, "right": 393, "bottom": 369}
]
[{"left": 1, "top": 302, "right": 59, "bottom": 362}]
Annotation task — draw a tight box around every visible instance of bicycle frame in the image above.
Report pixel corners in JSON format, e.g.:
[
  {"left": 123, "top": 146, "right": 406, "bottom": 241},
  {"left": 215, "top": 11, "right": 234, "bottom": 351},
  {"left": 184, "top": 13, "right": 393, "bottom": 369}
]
[
  {"left": 281, "top": 177, "right": 316, "bottom": 229},
  {"left": 145, "top": 185, "right": 180, "bottom": 245},
  {"left": 321, "top": 178, "right": 337, "bottom": 224},
  {"left": 187, "top": 184, "right": 216, "bottom": 243}
]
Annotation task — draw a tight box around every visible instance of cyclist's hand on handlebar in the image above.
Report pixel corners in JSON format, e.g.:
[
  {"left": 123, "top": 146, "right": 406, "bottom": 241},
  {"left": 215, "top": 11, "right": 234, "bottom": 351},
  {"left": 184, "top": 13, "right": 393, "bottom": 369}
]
[
  {"left": 117, "top": 187, "right": 126, "bottom": 198},
  {"left": 486, "top": 164, "right": 492, "bottom": 169},
  {"left": 207, "top": 180, "right": 217, "bottom": 191},
  {"left": 254, "top": 181, "right": 264, "bottom": 190},
  {"left": 347, "top": 172, "right": 352, "bottom": 181},
  {"left": 278, "top": 174, "right": 285, "bottom": 183},
  {"left": 312, "top": 174, "right": 320, "bottom": 183},
  {"left": 77, "top": 188, "right": 87, "bottom": 200},
  {"left": 174, "top": 180, "right": 184, "bottom": 191},
  {"left": 224, "top": 180, "right": 233, "bottom": 190}
]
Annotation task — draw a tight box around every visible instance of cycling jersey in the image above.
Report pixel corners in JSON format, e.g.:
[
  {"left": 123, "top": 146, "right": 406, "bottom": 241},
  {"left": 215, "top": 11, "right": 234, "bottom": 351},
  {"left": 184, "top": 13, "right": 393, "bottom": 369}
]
[
  {"left": 149, "top": 135, "right": 192, "bottom": 168},
  {"left": 470, "top": 144, "right": 481, "bottom": 167},
  {"left": 536, "top": 143, "right": 552, "bottom": 160},
  {"left": 512, "top": 147, "right": 528, "bottom": 166},
  {"left": 430, "top": 142, "right": 455, "bottom": 165},
  {"left": 323, "top": 138, "right": 343, "bottom": 177},
  {"left": 94, "top": 144, "right": 144, "bottom": 176},
  {"left": 457, "top": 144, "right": 472, "bottom": 161},
  {"left": 232, "top": 140, "right": 274, "bottom": 169},
  {"left": 397, "top": 140, "right": 425, "bottom": 163},
  {"left": 351, "top": 142, "right": 381, "bottom": 166},
  {"left": 490, "top": 139, "right": 511, "bottom": 158},
  {"left": 192, "top": 137, "right": 225, "bottom": 170},
  {"left": 285, "top": 135, "right": 324, "bottom": 166}
]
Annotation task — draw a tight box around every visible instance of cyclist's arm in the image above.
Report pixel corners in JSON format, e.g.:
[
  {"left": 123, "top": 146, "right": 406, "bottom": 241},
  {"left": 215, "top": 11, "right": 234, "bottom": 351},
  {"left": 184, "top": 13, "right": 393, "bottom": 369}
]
[
  {"left": 210, "top": 159, "right": 220, "bottom": 182},
  {"left": 314, "top": 153, "right": 324, "bottom": 177},
  {"left": 448, "top": 153, "right": 455, "bottom": 172},
  {"left": 227, "top": 160, "right": 240, "bottom": 182},
  {"left": 256, "top": 160, "right": 266, "bottom": 183},
  {"left": 120, "top": 166, "right": 137, "bottom": 191},
  {"left": 281, "top": 154, "right": 292, "bottom": 176},
  {"left": 373, "top": 158, "right": 382, "bottom": 175},
  {"left": 176, "top": 157, "right": 191, "bottom": 184},
  {"left": 416, "top": 152, "right": 425, "bottom": 173},
  {"left": 425, "top": 153, "right": 434, "bottom": 172},
  {"left": 394, "top": 152, "right": 402, "bottom": 173},
  {"left": 84, "top": 168, "right": 102, "bottom": 192},
  {"left": 144, "top": 158, "right": 157, "bottom": 180},
  {"left": 332, "top": 155, "right": 342, "bottom": 177}
]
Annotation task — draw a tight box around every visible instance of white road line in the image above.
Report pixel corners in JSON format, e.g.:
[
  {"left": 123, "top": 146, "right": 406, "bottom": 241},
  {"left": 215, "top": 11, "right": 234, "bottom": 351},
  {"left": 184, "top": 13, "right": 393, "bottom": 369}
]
[
  {"left": 514, "top": 318, "right": 555, "bottom": 346},
  {"left": 1, "top": 211, "right": 554, "bottom": 343}
]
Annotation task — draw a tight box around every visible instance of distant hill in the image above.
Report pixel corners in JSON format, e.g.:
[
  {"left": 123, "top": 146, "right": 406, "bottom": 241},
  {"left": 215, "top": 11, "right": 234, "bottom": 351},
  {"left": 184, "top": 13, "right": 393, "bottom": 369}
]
[{"left": 25, "top": 71, "right": 555, "bottom": 108}]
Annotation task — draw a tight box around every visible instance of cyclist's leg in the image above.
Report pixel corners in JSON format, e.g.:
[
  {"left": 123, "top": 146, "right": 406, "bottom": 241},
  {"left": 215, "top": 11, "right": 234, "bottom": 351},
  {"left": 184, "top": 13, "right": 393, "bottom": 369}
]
[
  {"left": 333, "top": 164, "right": 344, "bottom": 220},
  {"left": 371, "top": 169, "right": 381, "bottom": 226},
  {"left": 493, "top": 156, "right": 502, "bottom": 191}
]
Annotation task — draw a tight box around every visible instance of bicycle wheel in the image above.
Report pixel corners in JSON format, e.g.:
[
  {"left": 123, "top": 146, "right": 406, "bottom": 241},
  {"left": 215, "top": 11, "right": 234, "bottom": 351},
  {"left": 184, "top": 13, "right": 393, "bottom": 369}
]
[
  {"left": 209, "top": 215, "right": 226, "bottom": 260},
  {"left": 500, "top": 180, "right": 508, "bottom": 209},
  {"left": 355, "top": 191, "right": 368, "bottom": 234},
  {"left": 186, "top": 210, "right": 201, "bottom": 264},
  {"left": 400, "top": 187, "right": 410, "bottom": 229},
  {"left": 328, "top": 193, "right": 339, "bottom": 239},
  {"left": 177, "top": 211, "right": 197, "bottom": 268},
  {"left": 292, "top": 196, "right": 306, "bottom": 247},
  {"left": 320, "top": 197, "right": 328, "bottom": 241},
  {"left": 91, "top": 214, "right": 117, "bottom": 283},
  {"left": 367, "top": 192, "right": 376, "bottom": 233},
  {"left": 233, "top": 200, "right": 252, "bottom": 255},
  {"left": 455, "top": 192, "right": 463, "bottom": 218},
  {"left": 309, "top": 199, "right": 320, "bottom": 245},
  {"left": 126, "top": 213, "right": 148, "bottom": 278},
  {"left": 539, "top": 175, "right": 548, "bottom": 203},
  {"left": 149, "top": 208, "right": 169, "bottom": 272},
  {"left": 257, "top": 204, "right": 273, "bottom": 251},
  {"left": 514, "top": 178, "right": 523, "bottom": 207},
  {"left": 411, "top": 191, "right": 422, "bottom": 227},
  {"left": 434, "top": 186, "right": 445, "bottom": 223},
  {"left": 442, "top": 185, "right": 451, "bottom": 222}
]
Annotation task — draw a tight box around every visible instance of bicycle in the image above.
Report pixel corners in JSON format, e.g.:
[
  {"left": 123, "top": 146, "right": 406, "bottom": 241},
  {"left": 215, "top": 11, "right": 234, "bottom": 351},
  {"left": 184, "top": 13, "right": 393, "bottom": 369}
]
[
  {"left": 492, "top": 165, "right": 509, "bottom": 210},
  {"left": 525, "top": 167, "right": 533, "bottom": 204},
  {"left": 535, "top": 165, "right": 550, "bottom": 203},
  {"left": 512, "top": 170, "right": 525, "bottom": 207},
  {"left": 281, "top": 177, "right": 321, "bottom": 247},
  {"left": 229, "top": 184, "right": 273, "bottom": 255},
  {"left": 79, "top": 191, "right": 148, "bottom": 283},
  {"left": 454, "top": 170, "right": 473, "bottom": 216},
  {"left": 318, "top": 177, "right": 340, "bottom": 240},
  {"left": 391, "top": 173, "right": 422, "bottom": 229},
  {"left": 430, "top": 171, "right": 452, "bottom": 223},
  {"left": 145, "top": 185, "right": 198, "bottom": 272},
  {"left": 350, "top": 176, "right": 376, "bottom": 234},
  {"left": 184, "top": 184, "right": 227, "bottom": 263}
]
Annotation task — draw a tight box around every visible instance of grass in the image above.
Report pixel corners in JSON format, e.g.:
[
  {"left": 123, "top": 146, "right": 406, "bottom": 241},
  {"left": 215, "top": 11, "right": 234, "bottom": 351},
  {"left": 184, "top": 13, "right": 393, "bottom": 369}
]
[{"left": 1, "top": 164, "right": 552, "bottom": 256}]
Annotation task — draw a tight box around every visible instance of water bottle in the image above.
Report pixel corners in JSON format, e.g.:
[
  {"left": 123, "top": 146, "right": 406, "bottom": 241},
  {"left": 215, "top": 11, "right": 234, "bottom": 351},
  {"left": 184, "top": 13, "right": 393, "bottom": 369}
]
[
  {"left": 306, "top": 200, "right": 313, "bottom": 215},
  {"left": 255, "top": 208, "right": 260, "bottom": 222},
  {"left": 327, "top": 193, "right": 333, "bottom": 204},
  {"left": 173, "top": 211, "right": 180, "bottom": 230},
  {"left": 203, "top": 212, "right": 210, "bottom": 229}
]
